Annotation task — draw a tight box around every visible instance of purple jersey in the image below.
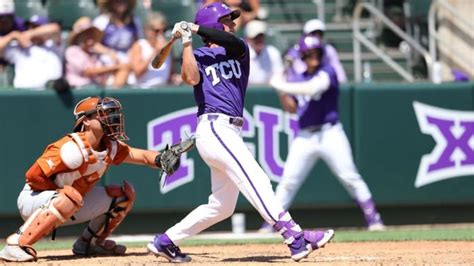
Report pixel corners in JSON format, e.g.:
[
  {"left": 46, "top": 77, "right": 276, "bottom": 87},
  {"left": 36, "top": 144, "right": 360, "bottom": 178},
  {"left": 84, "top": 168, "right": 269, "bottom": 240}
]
[
  {"left": 101, "top": 21, "right": 139, "bottom": 53},
  {"left": 193, "top": 42, "right": 250, "bottom": 117},
  {"left": 289, "top": 64, "right": 339, "bottom": 129}
]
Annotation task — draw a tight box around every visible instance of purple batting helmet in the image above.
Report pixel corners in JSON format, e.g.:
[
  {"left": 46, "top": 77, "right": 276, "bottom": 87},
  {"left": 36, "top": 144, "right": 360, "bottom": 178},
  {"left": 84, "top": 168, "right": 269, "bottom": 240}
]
[
  {"left": 194, "top": 2, "right": 240, "bottom": 30},
  {"left": 298, "top": 35, "right": 323, "bottom": 53}
]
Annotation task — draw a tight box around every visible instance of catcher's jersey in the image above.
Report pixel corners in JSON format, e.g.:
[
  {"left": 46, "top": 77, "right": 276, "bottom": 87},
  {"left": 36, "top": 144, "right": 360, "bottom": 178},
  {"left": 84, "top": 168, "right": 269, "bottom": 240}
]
[
  {"left": 25, "top": 132, "right": 130, "bottom": 195},
  {"left": 192, "top": 41, "right": 250, "bottom": 117},
  {"left": 288, "top": 64, "right": 340, "bottom": 129}
]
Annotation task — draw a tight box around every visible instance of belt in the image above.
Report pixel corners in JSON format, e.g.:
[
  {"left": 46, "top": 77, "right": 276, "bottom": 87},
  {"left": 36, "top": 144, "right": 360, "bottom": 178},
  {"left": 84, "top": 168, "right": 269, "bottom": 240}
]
[
  {"left": 201, "top": 114, "right": 244, "bottom": 127},
  {"left": 304, "top": 121, "right": 338, "bottom": 133}
]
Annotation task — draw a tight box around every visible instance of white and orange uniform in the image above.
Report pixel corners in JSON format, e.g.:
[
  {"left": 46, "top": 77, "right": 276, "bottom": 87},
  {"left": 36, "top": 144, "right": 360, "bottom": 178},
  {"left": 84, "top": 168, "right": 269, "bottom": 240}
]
[{"left": 18, "top": 132, "right": 130, "bottom": 225}]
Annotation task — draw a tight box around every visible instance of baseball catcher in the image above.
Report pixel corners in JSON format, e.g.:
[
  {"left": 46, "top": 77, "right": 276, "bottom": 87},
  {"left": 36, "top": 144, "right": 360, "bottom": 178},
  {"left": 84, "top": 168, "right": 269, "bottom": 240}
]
[{"left": 0, "top": 96, "right": 194, "bottom": 262}]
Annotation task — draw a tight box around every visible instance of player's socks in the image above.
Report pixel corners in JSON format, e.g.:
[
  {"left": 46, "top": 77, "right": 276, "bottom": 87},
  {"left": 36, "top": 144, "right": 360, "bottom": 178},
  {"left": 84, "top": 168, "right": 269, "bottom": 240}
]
[{"left": 358, "top": 199, "right": 386, "bottom": 231}]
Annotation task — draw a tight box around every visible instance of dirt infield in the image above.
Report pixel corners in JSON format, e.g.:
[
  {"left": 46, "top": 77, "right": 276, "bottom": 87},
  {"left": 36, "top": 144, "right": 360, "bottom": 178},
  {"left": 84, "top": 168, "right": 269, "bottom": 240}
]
[{"left": 3, "top": 241, "right": 473, "bottom": 265}]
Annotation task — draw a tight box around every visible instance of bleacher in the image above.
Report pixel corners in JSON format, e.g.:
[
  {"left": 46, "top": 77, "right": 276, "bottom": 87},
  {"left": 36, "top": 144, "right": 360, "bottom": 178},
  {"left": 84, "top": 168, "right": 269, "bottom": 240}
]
[
  {"left": 2, "top": 0, "right": 433, "bottom": 86},
  {"left": 260, "top": 0, "right": 411, "bottom": 82}
]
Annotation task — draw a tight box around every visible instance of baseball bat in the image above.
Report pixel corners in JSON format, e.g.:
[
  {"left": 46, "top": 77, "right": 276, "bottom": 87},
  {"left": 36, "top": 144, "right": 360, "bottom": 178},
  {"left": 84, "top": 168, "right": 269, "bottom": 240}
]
[{"left": 151, "top": 36, "right": 177, "bottom": 69}]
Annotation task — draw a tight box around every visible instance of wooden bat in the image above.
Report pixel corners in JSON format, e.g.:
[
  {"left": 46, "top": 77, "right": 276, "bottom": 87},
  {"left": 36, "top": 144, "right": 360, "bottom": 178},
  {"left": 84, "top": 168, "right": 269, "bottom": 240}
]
[
  {"left": 151, "top": 36, "right": 177, "bottom": 69},
  {"left": 151, "top": 23, "right": 190, "bottom": 69}
]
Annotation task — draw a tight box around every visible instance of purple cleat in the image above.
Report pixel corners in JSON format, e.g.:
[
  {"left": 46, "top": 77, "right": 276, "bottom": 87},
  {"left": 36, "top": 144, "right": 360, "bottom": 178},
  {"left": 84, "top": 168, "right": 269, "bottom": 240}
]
[
  {"left": 147, "top": 234, "right": 191, "bottom": 263},
  {"left": 289, "top": 229, "right": 335, "bottom": 262}
]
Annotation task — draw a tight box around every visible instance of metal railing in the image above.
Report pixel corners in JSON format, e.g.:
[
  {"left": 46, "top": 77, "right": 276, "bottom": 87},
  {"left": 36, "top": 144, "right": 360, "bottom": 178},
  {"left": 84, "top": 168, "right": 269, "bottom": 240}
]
[
  {"left": 429, "top": 0, "right": 474, "bottom": 75},
  {"left": 352, "top": 2, "right": 433, "bottom": 82},
  {"left": 313, "top": 0, "right": 325, "bottom": 22}
]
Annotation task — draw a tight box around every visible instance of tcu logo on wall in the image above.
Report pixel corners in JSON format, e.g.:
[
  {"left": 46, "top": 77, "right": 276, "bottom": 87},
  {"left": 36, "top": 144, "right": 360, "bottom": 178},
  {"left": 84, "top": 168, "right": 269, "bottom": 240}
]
[
  {"left": 413, "top": 101, "right": 474, "bottom": 187},
  {"left": 148, "top": 106, "right": 297, "bottom": 193}
]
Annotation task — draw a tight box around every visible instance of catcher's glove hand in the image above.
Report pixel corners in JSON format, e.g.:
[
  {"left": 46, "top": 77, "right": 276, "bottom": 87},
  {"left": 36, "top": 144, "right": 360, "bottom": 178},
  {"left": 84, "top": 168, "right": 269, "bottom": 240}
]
[{"left": 155, "top": 136, "right": 196, "bottom": 181}]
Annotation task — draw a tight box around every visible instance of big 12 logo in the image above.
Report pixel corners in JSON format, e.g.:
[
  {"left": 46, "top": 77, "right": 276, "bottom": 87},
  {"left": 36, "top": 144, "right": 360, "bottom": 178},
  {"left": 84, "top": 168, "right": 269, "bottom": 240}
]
[{"left": 413, "top": 101, "right": 474, "bottom": 187}]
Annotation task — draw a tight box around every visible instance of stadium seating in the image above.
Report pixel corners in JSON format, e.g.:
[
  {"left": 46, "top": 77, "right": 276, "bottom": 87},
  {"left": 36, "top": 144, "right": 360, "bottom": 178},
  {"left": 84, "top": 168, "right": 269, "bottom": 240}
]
[
  {"left": 45, "top": 0, "right": 99, "bottom": 30},
  {"left": 14, "top": 0, "right": 47, "bottom": 19},
  {"left": 151, "top": 0, "right": 196, "bottom": 30}
]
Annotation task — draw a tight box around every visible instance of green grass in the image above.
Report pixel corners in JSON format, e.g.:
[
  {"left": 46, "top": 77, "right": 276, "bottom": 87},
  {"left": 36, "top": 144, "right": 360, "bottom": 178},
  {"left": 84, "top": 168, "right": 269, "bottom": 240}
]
[{"left": 1, "top": 227, "right": 472, "bottom": 251}]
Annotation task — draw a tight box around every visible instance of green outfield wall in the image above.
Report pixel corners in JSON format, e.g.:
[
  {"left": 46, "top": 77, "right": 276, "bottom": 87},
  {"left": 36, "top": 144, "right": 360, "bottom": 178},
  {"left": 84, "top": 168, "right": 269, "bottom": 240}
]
[{"left": 0, "top": 82, "right": 473, "bottom": 220}]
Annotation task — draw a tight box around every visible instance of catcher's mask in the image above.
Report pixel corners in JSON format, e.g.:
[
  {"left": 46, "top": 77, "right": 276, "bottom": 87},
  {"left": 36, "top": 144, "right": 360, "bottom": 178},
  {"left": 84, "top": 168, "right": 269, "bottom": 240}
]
[{"left": 73, "top": 96, "right": 129, "bottom": 141}]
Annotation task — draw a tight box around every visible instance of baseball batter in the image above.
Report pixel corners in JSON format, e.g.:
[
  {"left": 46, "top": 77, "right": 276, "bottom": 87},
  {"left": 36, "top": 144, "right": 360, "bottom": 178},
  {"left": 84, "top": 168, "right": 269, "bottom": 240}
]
[
  {"left": 269, "top": 35, "right": 385, "bottom": 232},
  {"left": 147, "top": 3, "right": 334, "bottom": 263},
  {"left": 0, "top": 96, "right": 184, "bottom": 262}
]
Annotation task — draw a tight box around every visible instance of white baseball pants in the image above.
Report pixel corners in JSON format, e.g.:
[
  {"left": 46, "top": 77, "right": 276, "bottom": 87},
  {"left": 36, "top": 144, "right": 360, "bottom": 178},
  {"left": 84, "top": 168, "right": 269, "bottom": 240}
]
[
  {"left": 17, "top": 184, "right": 114, "bottom": 226},
  {"left": 166, "top": 113, "right": 287, "bottom": 243},
  {"left": 275, "top": 123, "right": 373, "bottom": 210}
]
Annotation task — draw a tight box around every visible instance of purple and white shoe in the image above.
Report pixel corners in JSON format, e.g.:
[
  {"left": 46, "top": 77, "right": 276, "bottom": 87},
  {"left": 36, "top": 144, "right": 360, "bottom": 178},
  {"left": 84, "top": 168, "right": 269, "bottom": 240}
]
[
  {"left": 147, "top": 234, "right": 191, "bottom": 263},
  {"left": 289, "top": 229, "right": 335, "bottom": 262}
]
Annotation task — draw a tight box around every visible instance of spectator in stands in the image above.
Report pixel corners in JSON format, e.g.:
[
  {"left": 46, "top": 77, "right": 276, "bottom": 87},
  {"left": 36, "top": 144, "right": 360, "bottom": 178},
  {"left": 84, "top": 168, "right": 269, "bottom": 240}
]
[
  {"left": 94, "top": 0, "right": 144, "bottom": 61},
  {"left": 287, "top": 19, "right": 347, "bottom": 83},
  {"left": 0, "top": 0, "right": 25, "bottom": 37},
  {"left": 245, "top": 20, "right": 283, "bottom": 85},
  {"left": 65, "top": 17, "right": 129, "bottom": 89},
  {"left": 0, "top": 0, "right": 26, "bottom": 85},
  {"left": 0, "top": 14, "right": 63, "bottom": 90},
  {"left": 128, "top": 11, "right": 176, "bottom": 88}
]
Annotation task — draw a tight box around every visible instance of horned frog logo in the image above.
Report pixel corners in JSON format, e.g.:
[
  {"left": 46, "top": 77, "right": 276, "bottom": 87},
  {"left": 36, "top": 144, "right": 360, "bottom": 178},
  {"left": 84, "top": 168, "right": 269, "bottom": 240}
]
[{"left": 413, "top": 101, "right": 474, "bottom": 187}]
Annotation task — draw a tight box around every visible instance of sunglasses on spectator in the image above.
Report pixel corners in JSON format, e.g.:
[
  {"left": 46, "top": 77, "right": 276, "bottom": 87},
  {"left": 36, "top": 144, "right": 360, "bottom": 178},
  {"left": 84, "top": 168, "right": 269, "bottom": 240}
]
[{"left": 149, "top": 27, "right": 165, "bottom": 34}]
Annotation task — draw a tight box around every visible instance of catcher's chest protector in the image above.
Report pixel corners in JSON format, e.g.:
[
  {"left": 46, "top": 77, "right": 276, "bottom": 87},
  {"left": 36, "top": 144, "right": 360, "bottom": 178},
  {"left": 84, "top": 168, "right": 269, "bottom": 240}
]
[{"left": 26, "top": 133, "right": 119, "bottom": 196}]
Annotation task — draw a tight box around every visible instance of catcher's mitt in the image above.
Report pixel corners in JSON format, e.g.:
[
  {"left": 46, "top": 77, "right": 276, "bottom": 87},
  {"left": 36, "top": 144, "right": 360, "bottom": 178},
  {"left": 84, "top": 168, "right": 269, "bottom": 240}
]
[{"left": 155, "top": 136, "right": 196, "bottom": 181}]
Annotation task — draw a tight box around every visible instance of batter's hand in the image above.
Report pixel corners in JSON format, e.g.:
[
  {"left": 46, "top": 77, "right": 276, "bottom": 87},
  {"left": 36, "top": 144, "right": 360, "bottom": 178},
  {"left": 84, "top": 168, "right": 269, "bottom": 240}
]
[{"left": 172, "top": 21, "right": 192, "bottom": 45}]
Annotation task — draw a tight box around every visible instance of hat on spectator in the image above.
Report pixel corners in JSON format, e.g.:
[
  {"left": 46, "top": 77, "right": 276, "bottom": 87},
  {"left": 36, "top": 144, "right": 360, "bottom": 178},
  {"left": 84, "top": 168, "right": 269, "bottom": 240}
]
[
  {"left": 69, "top": 17, "right": 103, "bottom": 45},
  {"left": 26, "top": 15, "right": 49, "bottom": 27},
  {"left": 303, "top": 19, "right": 326, "bottom": 34},
  {"left": 0, "top": 0, "right": 14, "bottom": 16},
  {"left": 245, "top": 20, "right": 267, "bottom": 39}
]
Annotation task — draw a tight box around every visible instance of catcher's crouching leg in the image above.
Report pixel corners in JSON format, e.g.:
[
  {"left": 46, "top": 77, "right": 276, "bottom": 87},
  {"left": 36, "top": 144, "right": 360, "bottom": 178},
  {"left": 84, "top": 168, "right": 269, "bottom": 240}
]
[
  {"left": 73, "top": 181, "right": 135, "bottom": 256},
  {"left": 0, "top": 186, "right": 83, "bottom": 262}
]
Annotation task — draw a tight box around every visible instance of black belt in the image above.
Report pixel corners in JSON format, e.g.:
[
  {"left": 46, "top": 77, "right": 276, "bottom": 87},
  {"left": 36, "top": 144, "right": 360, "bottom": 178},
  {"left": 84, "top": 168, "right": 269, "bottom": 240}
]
[
  {"left": 207, "top": 114, "right": 244, "bottom": 127},
  {"left": 304, "top": 121, "right": 338, "bottom": 132},
  {"left": 229, "top": 117, "right": 244, "bottom": 127}
]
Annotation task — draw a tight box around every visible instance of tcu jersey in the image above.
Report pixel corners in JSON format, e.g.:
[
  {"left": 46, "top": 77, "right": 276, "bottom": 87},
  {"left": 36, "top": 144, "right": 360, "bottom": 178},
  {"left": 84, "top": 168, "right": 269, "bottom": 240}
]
[
  {"left": 25, "top": 132, "right": 130, "bottom": 195},
  {"left": 193, "top": 43, "right": 250, "bottom": 117},
  {"left": 289, "top": 64, "right": 339, "bottom": 129}
]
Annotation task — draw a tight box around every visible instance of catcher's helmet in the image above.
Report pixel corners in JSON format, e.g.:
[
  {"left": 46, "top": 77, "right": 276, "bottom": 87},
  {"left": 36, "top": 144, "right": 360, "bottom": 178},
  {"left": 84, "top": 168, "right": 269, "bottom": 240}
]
[
  {"left": 73, "top": 96, "right": 129, "bottom": 141},
  {"left": 298, "top": 35, "right": 324, "bottom": 59},
  {"left": 194, "top": 2, "right": 240, "bottom": 30}
]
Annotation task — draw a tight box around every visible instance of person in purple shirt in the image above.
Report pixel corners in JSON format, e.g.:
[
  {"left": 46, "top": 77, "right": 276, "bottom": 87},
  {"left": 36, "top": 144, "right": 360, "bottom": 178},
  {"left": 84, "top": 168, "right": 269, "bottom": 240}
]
[
  {"left": 146, "top": 2, "right": 334, "bottom": 263},
  {"left": 285, "top": 19, "right": 347, "bottom": 84},
  {"left": 269, "top": 35, "right": 385, "bottom": 232},
  {"left": 94, "top": 0, "right": 143, "bottom": 60}
]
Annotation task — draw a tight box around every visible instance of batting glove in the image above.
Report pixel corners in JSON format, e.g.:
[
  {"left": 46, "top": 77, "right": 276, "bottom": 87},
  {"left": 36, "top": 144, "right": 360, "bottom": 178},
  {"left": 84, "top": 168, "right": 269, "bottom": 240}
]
[
  {"left": 172, "top": 21, "right": 192, "bottom": 45},
  {"left": 171, "top": 23, "right": 183, "bottom": 38},
  {"left": 186, "top": 22, "right": 199, "bottom": 33},
  {"left": 178, "top": 21, "right": 192, "bottom": 45}
]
